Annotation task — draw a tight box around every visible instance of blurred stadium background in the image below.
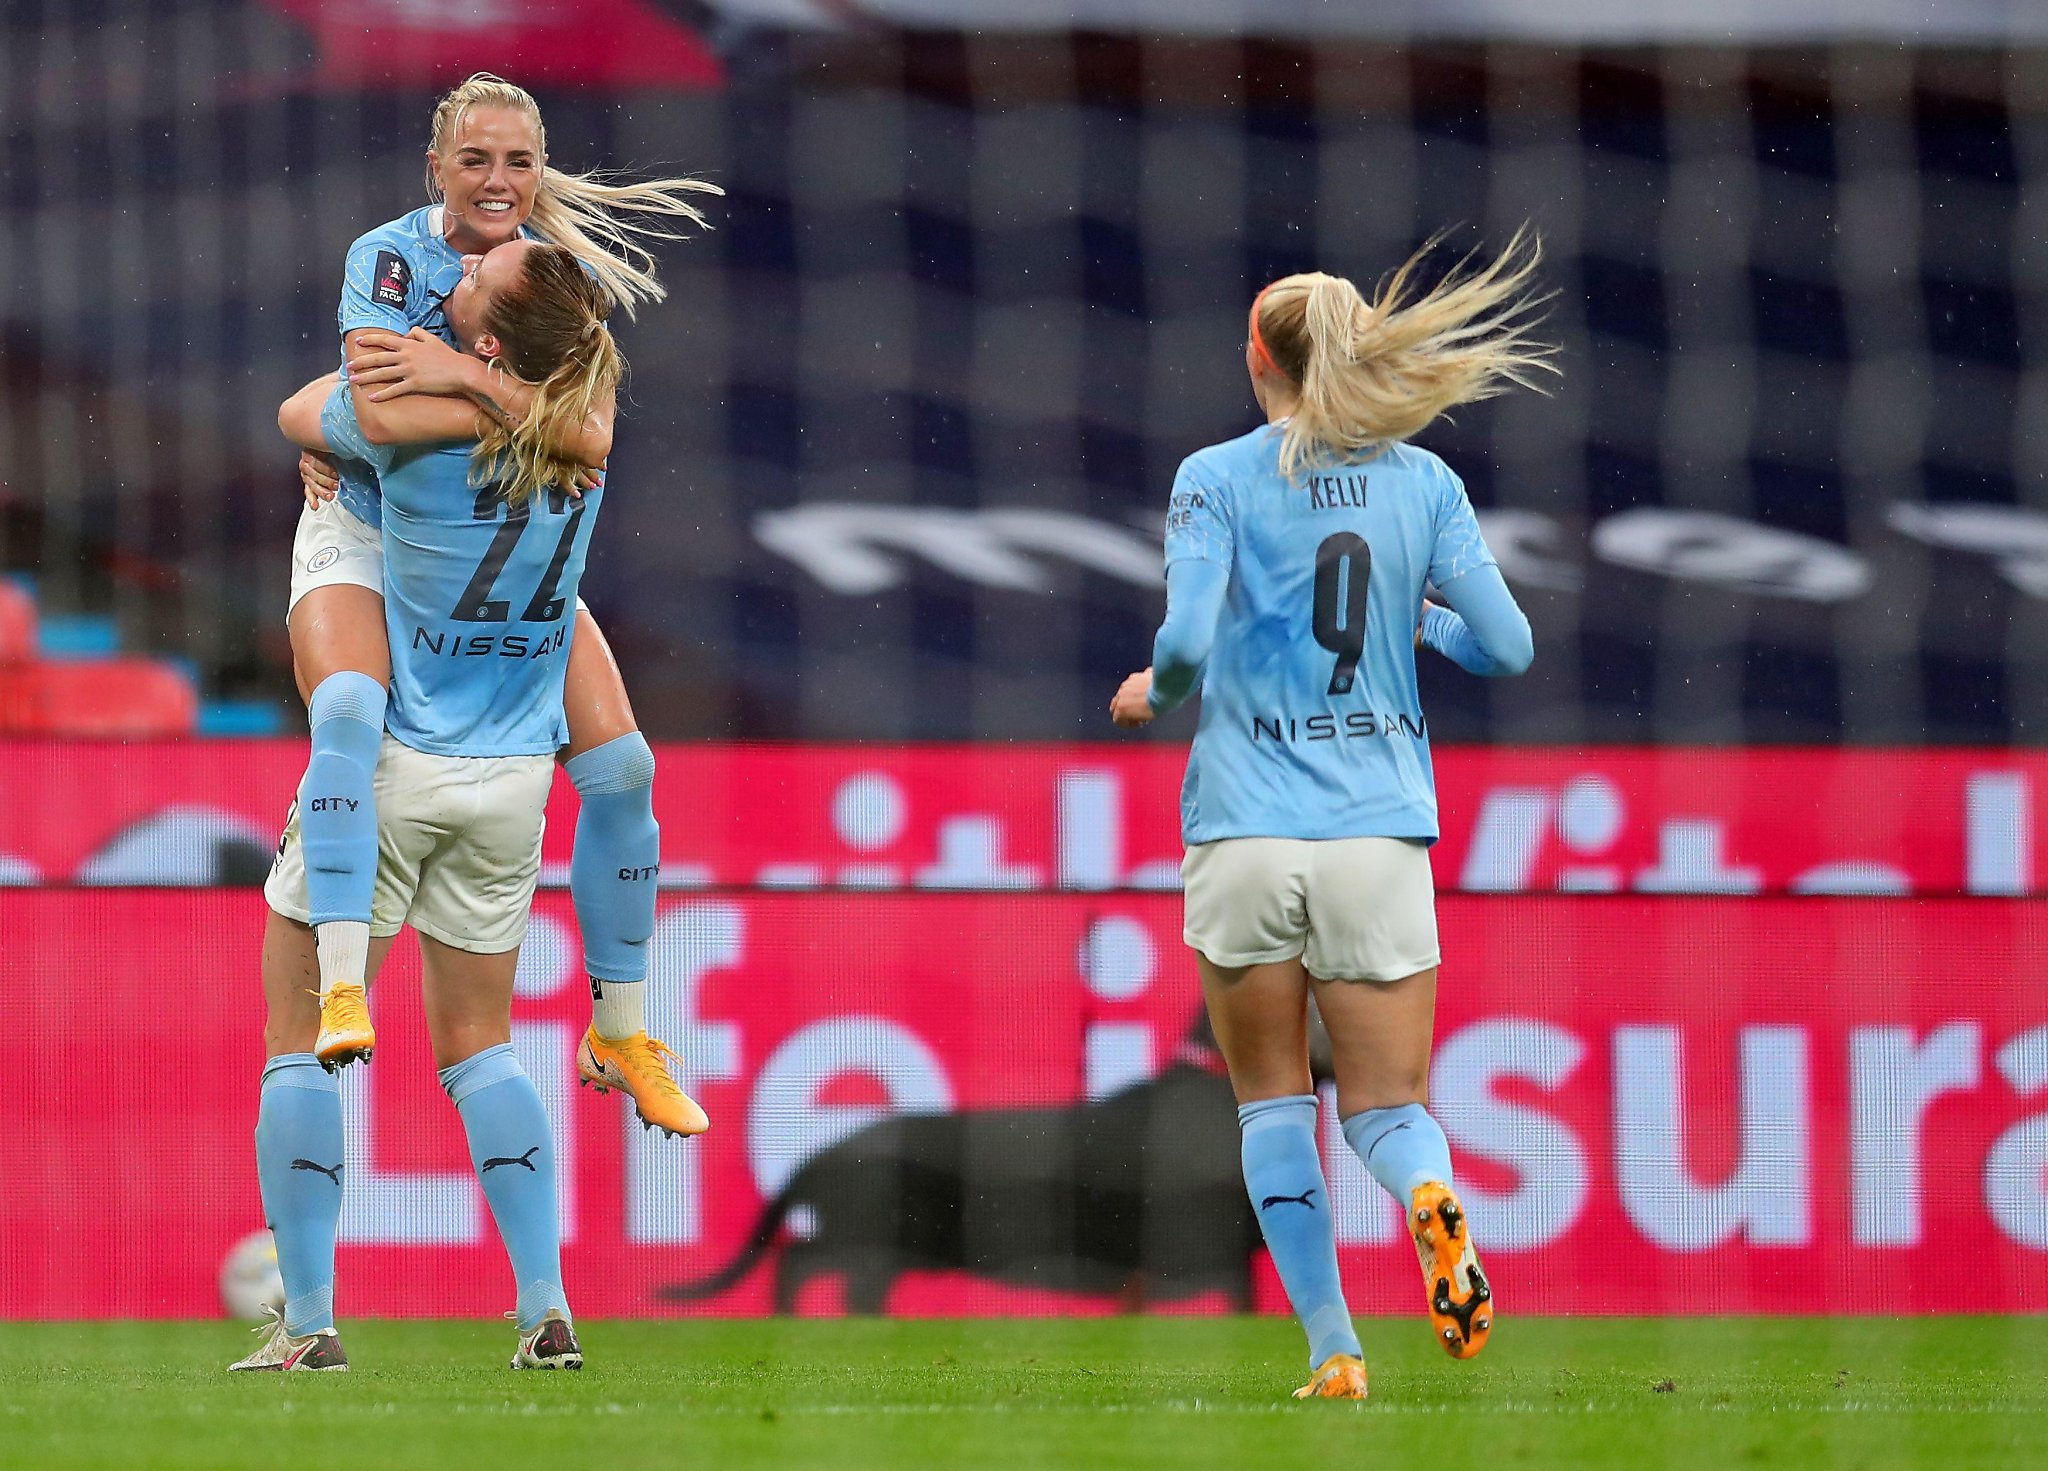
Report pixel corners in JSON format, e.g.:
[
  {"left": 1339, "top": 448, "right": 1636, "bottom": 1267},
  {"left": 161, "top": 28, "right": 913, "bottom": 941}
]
[{"left": 0, "top": 0, "right": 2044, "bottom": 1328}]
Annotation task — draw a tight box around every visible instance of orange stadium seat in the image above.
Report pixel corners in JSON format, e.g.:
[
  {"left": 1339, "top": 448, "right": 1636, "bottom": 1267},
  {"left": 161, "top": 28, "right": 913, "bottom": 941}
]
[
  {"left": 0, "top": 582, "right": 34, "bottom": 666},
  {"left": 0, "top": 658, "right": 199, "bottom": 737}
]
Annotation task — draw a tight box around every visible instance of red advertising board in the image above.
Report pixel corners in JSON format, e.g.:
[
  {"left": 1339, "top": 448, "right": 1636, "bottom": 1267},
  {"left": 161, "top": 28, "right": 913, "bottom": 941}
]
[
  {"left": 2, "top": 889, "right": 2043, "bottom": 1320},
  {"left": 254, "top": 1, "right": 724, "bottom": 89},
  {"left": 2, "top": 740, "right": 2046, "bottom": 897}
]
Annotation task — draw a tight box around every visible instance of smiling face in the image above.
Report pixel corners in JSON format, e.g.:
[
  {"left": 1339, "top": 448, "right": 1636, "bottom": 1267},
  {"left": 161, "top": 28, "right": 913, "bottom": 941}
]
[
  {"left": 429, "top": 104, "right": 543, "bottom": 255},
  {"left": 444, "top": 239, "right": 536, "bottom": 359}
]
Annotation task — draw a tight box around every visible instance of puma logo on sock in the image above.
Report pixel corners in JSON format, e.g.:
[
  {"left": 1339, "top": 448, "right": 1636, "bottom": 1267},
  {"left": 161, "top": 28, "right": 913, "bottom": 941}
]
[
  {"left": 1260, "top": 1188, "right": 1318, "bottom": 1211},
  {"left": 290, "top": 1158, "right": 343, "bottom": 1184},
  {"left": 481, "top": 1146, "right": 541, "bottom": 1174},
  {"left": 1366, "top": 1120, "right": 1414, "bottom": 1162}
]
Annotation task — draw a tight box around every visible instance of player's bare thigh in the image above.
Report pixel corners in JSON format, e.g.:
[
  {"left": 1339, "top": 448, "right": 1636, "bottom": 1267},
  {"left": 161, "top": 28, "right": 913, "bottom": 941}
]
[
  {"left": 1310, "top": 965, "right": 1439, "bottom": 1117},
  {"left": 260, "top": 909, "right": 399, "bottom": 1057},
  {"left": 417, "top": 931, "right": 520, "bottom": 1070},
  {"left": 1197, "top": 953, "right": 1316, "bottom": 1104},
  {"left": 288, "top": 583, "right": 391, "bottom": 705},
  {"left": 561, "top": 606, "right": 639, "bottom": 759},
  {"left": 1199, "top": 951, "right": 1440, "bottom": 1115}
]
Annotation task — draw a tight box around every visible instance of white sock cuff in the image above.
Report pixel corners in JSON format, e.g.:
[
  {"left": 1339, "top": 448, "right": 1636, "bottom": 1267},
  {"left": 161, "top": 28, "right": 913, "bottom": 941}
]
[
  {"left": 590, "top": 976, "right": 648, "bottom": 1042},
  {"left": 283, "top": 1285, "right": 334, "bottom": 1337},
  {"left": 315, "top": 922, "right": 371, "bottom": 996}
]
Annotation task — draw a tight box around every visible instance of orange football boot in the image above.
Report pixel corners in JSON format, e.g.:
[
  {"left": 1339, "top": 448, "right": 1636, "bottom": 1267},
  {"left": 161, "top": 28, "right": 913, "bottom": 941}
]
[
  {"left": 1410, "top": 1181, "right": 1493, "bottom": 1359},
  {"left": 314, "top": 984, "right": 374, "bottom": 1071},
  {"left": 1293, "top": 1353, "right": 1369, "bottom": 1401},
  {"left": 578, "top": 1027, "right": 709, "bottom": 1139}
]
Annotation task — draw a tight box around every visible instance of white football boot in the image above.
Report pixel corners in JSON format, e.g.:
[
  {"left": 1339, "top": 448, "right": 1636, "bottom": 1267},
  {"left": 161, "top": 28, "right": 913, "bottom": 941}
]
[
  {"left": 509, "top": 1309, "right": 583, "bottom": 1370},
  {"left": 228, "top": 1307, "right": 349, "bottom": 1372}
]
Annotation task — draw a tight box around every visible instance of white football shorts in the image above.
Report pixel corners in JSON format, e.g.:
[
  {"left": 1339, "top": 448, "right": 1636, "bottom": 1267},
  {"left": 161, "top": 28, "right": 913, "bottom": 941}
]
[
  {"left": 1180, "top": 835, "right": 1441, "bottom": 982},
  {"left": 265, "top": 734, "right": 554, "bottom": 954},
  {"left": 287, "top": 499, "right": 383, "bottom": 619},
  {"left": 285, "top": 498, "right": 590, "bottom": 623}
]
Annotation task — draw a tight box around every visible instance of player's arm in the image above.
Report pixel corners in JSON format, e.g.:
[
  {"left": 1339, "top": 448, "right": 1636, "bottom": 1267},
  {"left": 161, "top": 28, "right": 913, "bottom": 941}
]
[
  {"left": 282, "top": 368, "right": 476, "bottom": 451},
  {"left": 463, "top": 357, "right": 615, "bottom": 467},
  {"left": 279, "top": 373, "right": 341, "bottom": 451},
  {"left": 340, "top": 330, "right": 486, "bottom": 445},
  {"left": 1418, "top": 458, "right": 1532, "bottom": 676},
  {"left": 1111, "top": 558, "right": 1226, "bottom": 727},
  {"left": 346, "top": 327, "right": 615, "bottom": 464},
  {"left": 1421, "top": 566, "right": 1533, "bottom": 676},
  {"left": 1145, "top": 558, "right": 1229, "bottom": 714},
  {"left": 1114, "top": 464, "right": 1234, "bottom": 727}
]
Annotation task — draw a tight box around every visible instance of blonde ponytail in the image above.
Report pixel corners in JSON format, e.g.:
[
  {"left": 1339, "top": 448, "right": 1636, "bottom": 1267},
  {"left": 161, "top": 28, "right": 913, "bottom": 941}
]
[
  {"left": 1253, "top": 228, "right": 1558, "bottom": 479},
  {"left": 472, "top": 245, "right": 627, "bottom": 509},
  {"left": 526, "top": 169, "right": 720, "bottom": 320},
  {"left": 428, "top": 73, "right": 720, "bottom": 320}
]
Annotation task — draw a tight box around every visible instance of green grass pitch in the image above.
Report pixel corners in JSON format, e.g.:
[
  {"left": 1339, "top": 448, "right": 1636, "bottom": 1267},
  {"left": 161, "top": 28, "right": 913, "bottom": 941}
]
[{"left": 3, "top": 1317, "right": 2043, "bottom": 1470}]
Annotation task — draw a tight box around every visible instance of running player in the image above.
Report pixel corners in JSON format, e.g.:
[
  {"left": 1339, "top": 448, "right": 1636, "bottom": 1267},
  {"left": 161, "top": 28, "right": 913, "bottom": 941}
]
[
  {"left": 233, "top": 240, "right": 646, "bottom": 1373},
  {"left": 291, "top": 72, "right": 718, "bottom": 1138},
  {"left": 1110, "top": 235, "right": 1549, "bottom": 1401}
]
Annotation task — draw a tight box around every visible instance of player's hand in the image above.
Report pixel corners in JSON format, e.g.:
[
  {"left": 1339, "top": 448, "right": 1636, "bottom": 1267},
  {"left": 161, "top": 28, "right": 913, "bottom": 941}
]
[
  {"left": 349, "top": 327, "right": 471, "bottom": 400},
  {"left": 1415, "top": 598, "right": 1443, "bottom": 652},
  {"left": 300, "top": 449, "right": 340, "bottom": 509},
  {"left": 1110, "top": 668, "right": 1156, "bottom": 728},
  {"left": 546, "top": 462, "right": 600, "bottom": 501}
]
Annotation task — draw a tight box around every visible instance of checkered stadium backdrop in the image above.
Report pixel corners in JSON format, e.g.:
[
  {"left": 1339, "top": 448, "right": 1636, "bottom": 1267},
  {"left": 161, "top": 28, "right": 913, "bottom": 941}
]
[
  {"left": 5, "top": 2, "right": 2047, "bottom": 743},
  {"left": 5, "top": 1, "right": 2048, "bottom": 1326}
]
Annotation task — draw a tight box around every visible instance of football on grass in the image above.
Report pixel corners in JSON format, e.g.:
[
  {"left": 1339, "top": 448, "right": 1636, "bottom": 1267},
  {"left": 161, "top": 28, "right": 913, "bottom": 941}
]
[{"left": 218, "top": 1229, "right": 285, "bottom": 1320}]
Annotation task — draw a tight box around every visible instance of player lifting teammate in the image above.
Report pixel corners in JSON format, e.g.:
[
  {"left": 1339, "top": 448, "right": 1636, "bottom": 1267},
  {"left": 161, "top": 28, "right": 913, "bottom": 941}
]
[
  {"left": 288, "top": 73, "right": 719, "bottom": 1137},
  {"left": 1111, "top": 233, "right": 1550, "bottom": 1400},
  {"left": 237, "top": 240, "right": 632, "bottom": 1372}
]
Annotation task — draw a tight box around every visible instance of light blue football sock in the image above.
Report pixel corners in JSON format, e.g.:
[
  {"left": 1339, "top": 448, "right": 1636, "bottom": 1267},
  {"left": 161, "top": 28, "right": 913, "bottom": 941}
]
[
  {"left": 1239, "top": 1095, "right": 1362, "bottom": 1368},
  {"left": 565, "top": 733, "right": 659, "bottom": 1038},
  {"left": 298, "top": 672, "right": 384, "bottom": 927},
  {"left": 254, "top": 1054, "right": 343, "bottom": 1336},
  {"left": 1342, "top": 1102, "right": 1457, "bottom": 1203},
  {"left": 440, "top": 1043, "right": 569, "bottom": 1331}
]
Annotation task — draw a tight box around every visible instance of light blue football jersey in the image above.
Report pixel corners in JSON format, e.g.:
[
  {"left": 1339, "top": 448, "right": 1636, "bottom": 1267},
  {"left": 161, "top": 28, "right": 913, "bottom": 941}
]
[
  {"left": 321, "top": 385, "right": 599, "bottom": 758},
  {"left": 1164, "top": 423, "right": 1497, "bottom": 845},
  {"left": 329, "top": 207, "right": 476, "bottom": 531}
]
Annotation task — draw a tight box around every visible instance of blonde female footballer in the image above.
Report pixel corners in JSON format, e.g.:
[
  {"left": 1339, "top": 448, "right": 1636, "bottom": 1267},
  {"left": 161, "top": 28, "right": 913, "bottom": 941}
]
[
  {"left": 289, "top": 73, "right": 718, "bottom": 1136},
  {"left": 1111, "top": 236, "right": 1549, "bottom": 1400}
]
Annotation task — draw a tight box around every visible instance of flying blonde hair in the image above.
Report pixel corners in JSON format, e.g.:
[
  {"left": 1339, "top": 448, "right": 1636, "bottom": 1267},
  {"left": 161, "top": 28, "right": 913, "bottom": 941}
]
[
  {"left": 1250, "top": 227, "right": 1558, "bottom": 479},
  {"left": 428, "top": 72, "right": 720, "bottom": 320},
  {"left": 472, "top": 244, "right": 625, "bottom": 509}
]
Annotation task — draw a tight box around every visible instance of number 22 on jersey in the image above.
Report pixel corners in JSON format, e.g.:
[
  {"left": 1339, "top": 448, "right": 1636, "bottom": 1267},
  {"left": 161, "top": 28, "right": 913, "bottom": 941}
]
[{"left": 451, "top": 484, "right": 586, "bottom": 624}]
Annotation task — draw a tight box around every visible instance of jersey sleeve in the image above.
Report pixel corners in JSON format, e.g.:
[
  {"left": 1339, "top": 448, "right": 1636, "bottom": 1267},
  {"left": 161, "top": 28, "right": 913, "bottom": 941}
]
[
  {"left": 321, "top": 383, "right": 392, "bottom": 476},
  {"left": 1427, "top": 460, "right": 1498, "bottom": 588},
  {"left": 339, "top": 233, "right": 420, "bottom": 338},
  {"left": 1163, "top": 457, "right": 1233, "bottom": 572}
]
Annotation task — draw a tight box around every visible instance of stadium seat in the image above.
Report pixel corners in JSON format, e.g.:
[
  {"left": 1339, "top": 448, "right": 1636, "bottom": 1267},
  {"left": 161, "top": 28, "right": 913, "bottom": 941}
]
[
  {"left": 0, "top": 658, "right": 199, "bottom": 737},
  {"left": 0, "top": 582, "right": 34, "bottom": 666}
]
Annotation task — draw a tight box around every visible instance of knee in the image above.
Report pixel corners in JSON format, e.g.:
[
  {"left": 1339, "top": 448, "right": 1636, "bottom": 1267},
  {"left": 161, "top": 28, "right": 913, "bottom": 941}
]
[
  {"left": 566, "top": 731, "right": 654, "bottom": 797},
  {"left": 308, "top": 670, "right": 387, "bottom": 730},
  {"left": 264, "top": 1018, "right": 318, "bottom": 1058},
  {"left": 1341, "top": 1073, "right": 1429, "bottom": 1115},
  {"left": 430, "top": 1025, "right": 509, "bottom": 1073},
  {"left": 1229, "top": 1059, "right": 1316, "bottom": 1106}
]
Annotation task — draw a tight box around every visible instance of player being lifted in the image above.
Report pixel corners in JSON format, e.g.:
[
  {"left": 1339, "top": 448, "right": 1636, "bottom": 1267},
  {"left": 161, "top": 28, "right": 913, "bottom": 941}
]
[
  {"left": 1111, "top": 234, "right": 1549, "bottom": 1400},
  {"left": 236, "top": 241, "right": 637, "bottom": 1372},
  {"left": 290, "top": 72, "right": 718, "bottom": 1137}
]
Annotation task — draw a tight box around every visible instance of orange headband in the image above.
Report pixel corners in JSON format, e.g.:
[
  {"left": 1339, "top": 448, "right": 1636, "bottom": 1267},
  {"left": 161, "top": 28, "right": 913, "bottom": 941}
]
[{"left": 1247, "top": 284, "right": 1282, "bottom": 379}]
